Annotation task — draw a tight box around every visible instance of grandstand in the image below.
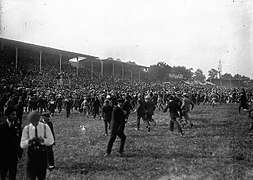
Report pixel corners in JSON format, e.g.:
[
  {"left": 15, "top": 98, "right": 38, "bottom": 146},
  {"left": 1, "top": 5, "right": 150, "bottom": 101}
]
[
  {"left": 77, "top": 58, "right": 148, "bottom": 82},
  {"left": 0, "top": 37, "right": 148, "bottom": 83}
]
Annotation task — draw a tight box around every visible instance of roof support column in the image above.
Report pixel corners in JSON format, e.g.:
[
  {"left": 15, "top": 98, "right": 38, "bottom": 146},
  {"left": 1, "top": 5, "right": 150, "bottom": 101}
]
[
  {"left": 146, "top": 68, "right": 148, "bottom": 82},
  {"left": 112, "top": 63, "right": 115, "bottom": 80},
  {"left": 122, "top": 65, "right": 124, "bottom": 79},
  {"left": 39, "top": 50, "right": 42, "bottom": 72},
  {"left": 100, "top": 60, "right": 103, "bottom": 78},
  {"left": 15, "top": 47, "right": 18, "bottom": 69},
  {"left": 138, "top": 67, "right": 141, "bottom": 83},
  {"left": 59, "top": 54, "right": 62, "bottom": 73},
  {"left": 0, "top": 42, "right": 3, "bottom": 62},
  {"left": 130, "top": 67, "right": 133, "bottom": 81},
  {"left": 76, "top": 57, "right": 79, "bottom": 76},
  {"left": 91, "top": 59, "right": 93, "bottom": 80}
]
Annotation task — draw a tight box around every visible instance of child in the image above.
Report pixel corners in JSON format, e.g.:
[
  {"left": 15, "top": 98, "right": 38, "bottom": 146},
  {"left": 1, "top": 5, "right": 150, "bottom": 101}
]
[{"left": 41, "top": 112, "right": 55, "bottom": 170}]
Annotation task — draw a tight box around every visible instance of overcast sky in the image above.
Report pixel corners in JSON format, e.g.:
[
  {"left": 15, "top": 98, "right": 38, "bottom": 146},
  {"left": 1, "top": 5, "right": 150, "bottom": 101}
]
[{"left": 1, "top": 0, "right": 253, "bottom": 78}]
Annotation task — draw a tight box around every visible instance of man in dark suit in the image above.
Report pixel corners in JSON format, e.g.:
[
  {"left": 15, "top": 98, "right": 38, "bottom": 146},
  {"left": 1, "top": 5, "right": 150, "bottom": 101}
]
[
  {"left": 135, "top": 93, "right": 151, "bottom": 131},
  {"left": 105, "top": 98, "right": 127, "bottom": 156},
  {"left": 164, "top": 96, "right": 184, "bottom": 136},
  {"left": 0, "top": 107, "right": 23, "bottom": 180},
  {"left": 64, "top": 96, "right": 72, "bottom": 118},
  {"left": 101, "top": 99, "right": 113, "bottom": 135}
]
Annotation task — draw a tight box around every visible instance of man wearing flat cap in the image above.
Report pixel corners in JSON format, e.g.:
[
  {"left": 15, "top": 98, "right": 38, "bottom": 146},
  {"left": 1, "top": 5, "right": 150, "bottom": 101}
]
[
  {"left": 0, "top": 107, "right": 23, "bottom": 180},
  {"left": 20, "top": 111, "right": 54, "bottom": 180},
  {"left": 105, "top": 98, "right": 127, "bottom": 156}
]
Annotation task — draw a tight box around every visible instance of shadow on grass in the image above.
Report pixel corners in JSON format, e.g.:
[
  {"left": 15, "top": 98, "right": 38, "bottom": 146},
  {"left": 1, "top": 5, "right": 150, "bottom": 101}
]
[
  {"left": 58, "top": 160, "right": 133, "bottom": 174},
  {"left": 123, "top": 148, "right": 209, "bottom": 160}
]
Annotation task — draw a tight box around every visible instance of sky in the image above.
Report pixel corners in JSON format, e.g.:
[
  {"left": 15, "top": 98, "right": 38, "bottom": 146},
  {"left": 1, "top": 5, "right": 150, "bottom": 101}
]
[{"left": 1, "top": 0, "right": 253, "bottom": 78}]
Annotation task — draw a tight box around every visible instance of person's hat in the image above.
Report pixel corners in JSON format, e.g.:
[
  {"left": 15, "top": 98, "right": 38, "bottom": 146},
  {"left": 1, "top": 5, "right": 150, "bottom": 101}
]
[
  {"left": 145, "top": 95, "right": 150, "bottom": 99},
  {"left": 4, "top": 107, "right": 16, "bottom": 117},
  {"left": 169, "top": 96, "right": 174, "bottom": 100},
  {"left": 41, "top": 112, "right": 50, "bottom": 117},
  {"left": 117, "top": 98, "right": 125, "bottom": 103},
  {"left": 28, "top": 111, "right": 40, "bottom": 123}
]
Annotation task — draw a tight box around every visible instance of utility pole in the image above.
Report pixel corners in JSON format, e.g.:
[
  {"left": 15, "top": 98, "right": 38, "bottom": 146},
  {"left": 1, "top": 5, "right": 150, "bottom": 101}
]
[{"left": 218, "top": 60, "right": 222, "bottom": 86}]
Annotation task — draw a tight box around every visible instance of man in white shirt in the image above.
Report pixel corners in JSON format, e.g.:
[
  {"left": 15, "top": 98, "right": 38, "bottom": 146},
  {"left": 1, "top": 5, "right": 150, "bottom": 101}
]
[{"left": 20, "top": 111, "right": 54, "bottom": 180}]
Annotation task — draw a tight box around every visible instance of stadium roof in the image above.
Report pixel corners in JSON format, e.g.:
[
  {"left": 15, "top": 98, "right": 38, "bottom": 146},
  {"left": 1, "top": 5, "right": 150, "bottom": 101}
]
[
  {"left": 100, "top": 58, "right": 148, "bottom": 69},
  {"left": 0, "top": 37, "right": 98, "bottom": 60},
  {"left": 1, "top": 37, "right": 147, "bottom": 68},
  {"left": 79, "top": 58, "right": 148, "bottom": 69}
]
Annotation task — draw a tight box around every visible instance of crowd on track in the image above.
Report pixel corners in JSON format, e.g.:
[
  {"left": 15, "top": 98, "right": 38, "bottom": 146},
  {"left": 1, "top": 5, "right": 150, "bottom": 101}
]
[
  {"left": 0, "top": 59, "right": 253, "bottom": 179},
  {"left": 1, "top": 60, "right": 253, "bottom": 121}
]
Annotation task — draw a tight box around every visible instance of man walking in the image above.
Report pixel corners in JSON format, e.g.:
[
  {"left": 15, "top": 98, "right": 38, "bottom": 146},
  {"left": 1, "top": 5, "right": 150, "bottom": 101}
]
[
  {"left": 135, "top": 94, "right": 151, "bottom": 131},
  {"left": 105, "top": 98, "right": 127, "bottom": 156},
  {"left": 101, "top": 99, "right": 113, "bottom": 135}
]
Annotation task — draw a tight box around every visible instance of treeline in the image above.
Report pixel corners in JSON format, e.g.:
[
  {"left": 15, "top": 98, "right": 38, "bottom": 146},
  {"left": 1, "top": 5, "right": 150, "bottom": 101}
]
[{"left": 146, "top": 62, "right": 252, "bottom": 85}]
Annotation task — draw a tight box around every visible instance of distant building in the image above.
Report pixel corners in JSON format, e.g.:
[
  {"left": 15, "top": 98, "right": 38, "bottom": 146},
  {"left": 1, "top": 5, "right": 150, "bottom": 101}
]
[{"left": 168, "top": 73, "right": 183, "bottom": 79}]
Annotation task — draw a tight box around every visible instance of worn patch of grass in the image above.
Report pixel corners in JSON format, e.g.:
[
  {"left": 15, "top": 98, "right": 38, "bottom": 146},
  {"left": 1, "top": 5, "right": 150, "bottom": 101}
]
[{"left": 16, "top": 104, "right": 253, "bottom": 179}]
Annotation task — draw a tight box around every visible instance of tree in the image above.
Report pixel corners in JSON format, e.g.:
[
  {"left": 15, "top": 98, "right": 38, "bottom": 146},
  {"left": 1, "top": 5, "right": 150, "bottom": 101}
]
[
  {"left": 222, "top": 73, "right": 233, "bottom": 79},
  {"left": 171, "top": 66, "right": 194, "bottom": 80},
  {"left": 193, "top": 69, "right": 206, "bottom": 82},
  {"left": 240, "top": 75, "right": 250, "bottom": 81},
  {"left": 208, "top": 68, "right": 219, "bottom": 79},
  {"left": 148, "top": 62, "right": 172, "bottom": 82}
]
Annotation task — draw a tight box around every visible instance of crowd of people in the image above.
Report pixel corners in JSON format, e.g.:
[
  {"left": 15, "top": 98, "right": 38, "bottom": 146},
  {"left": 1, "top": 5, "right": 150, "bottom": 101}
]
[{"left": 0, "top": 58, "right": 253, "bottom": 179}]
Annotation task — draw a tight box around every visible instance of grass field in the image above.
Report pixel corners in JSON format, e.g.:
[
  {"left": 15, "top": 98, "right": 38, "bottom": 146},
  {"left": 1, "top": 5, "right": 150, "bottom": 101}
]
[{"left": 16, "top": 103, "right": 253, "bottom": 180}]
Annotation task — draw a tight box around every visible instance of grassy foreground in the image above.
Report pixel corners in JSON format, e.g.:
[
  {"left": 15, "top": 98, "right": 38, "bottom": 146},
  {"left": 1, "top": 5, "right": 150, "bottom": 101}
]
[{"left": 16, "top": 103, "right": 253, "bottom": 180}]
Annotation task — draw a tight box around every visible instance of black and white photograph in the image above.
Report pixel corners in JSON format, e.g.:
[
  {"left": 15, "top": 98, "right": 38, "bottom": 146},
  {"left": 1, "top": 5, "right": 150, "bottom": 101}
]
[{"left": 0, "top": 0, "right": 253, "bottom": 179}]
